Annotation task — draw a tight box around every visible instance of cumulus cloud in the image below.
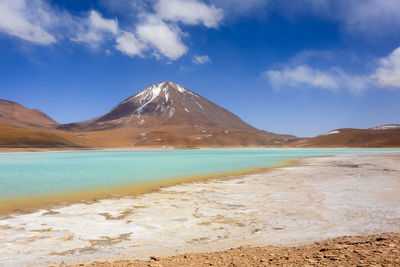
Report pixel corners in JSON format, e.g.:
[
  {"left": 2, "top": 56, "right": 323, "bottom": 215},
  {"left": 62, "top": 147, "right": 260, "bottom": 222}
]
[
  {"left": 73, "top": 10, "right": 118, "bottom": 44},
  {"left": 264, "top": 65, "right": 369, "bottom": 94},
  {"left": 264, "top": 45, "right": 400, "bottom": 93},
  {"left": 136, "top": 17, "right": 187, "bottom": 60},
  {"left": 129, "top": 0, "right": 223, "bottom": 60},
  {"left": 192, "top": 55, "right": 210, "bottom": 64},
  {"left": 0, "top": 0, "right": 56, "bottom": 45},
  {"left": 115, "top": 31, "right": 146, "bottom": 57},
  {"left": 154, "top": 0, "right": 223, "bottom": 28},
  {"left": 0, "top": 0, "right": 221, "bottom": 61},
  {"left": 95, "top": 0, "right": 223, "bottom": 60},
  {"left": 373, "top": 47, "right": 400, "bottom": 88}
]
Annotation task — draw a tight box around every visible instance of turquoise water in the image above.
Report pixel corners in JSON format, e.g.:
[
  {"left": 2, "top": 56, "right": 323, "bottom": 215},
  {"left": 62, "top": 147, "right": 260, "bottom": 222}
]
[{"left": 0, "top": 149, "right": 399, "bottom": 199}]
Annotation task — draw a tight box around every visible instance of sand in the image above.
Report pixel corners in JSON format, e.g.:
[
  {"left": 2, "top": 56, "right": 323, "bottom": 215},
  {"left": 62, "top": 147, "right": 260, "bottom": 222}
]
[{"left": 0, "top": 153, "right": 399, "bottom": 266}]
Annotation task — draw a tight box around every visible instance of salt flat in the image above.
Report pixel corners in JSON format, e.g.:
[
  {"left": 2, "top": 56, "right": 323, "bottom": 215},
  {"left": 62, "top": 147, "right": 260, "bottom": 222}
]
[{"left": 0, "top": 153, "right": 399, "bottom": 266}]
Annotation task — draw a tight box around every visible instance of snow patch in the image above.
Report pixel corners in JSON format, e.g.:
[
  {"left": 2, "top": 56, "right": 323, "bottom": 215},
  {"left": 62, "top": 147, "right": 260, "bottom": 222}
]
[
  {"left": 372, "top": 124, "right": 400, "bottom": 130},
  {"left": 184, "top": 108, "right": 190, "bottom": 113},
  {"left": 168, "top": 108, "right": 175, "bottom": 118},
  {"left": 324, "top": 130, "right": 340, "bottom": 136},
  {"left": 194, "top": 100, "right": 205, "bottom": 111},
  {"left": 133, "top": 83, "right": 164, "bottom": 115},
  {"left": 176, "top": 85, "right": 186, "bottom": 93}
]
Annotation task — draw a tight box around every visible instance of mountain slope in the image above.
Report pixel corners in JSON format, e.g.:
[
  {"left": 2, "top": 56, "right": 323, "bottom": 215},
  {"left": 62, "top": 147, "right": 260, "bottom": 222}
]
[
  {"left": 0, "top": 99, "right": 58, "bottom": 128},
  {"left": 0, "top": 123, "right": 80, "bottom": 148},
  {"left": 291, "top": 125, "right": 400, "bottom": 148}
]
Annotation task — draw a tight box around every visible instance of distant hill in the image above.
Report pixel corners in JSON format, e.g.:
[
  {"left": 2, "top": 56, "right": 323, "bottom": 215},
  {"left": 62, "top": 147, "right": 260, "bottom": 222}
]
[
  {"left": 291, "top": 125, "right": 400, "bottom": 148},
  {"left": 0, "top": 99, "right": 58, "bottom": 128}
]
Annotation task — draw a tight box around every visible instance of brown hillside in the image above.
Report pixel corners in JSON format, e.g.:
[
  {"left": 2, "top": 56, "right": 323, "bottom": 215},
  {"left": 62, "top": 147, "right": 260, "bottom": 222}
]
[
  {"left": 0, "top": 99, "right": 57, "bottom": 128},
  {"left": 292, "top": 126, "right": 400, "bottom": 148}
]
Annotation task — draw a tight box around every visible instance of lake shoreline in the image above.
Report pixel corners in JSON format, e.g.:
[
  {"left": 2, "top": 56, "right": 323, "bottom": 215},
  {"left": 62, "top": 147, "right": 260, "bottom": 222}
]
[
  {"left": 0, "top": 152, "right": 399, "bottom": 266},
  {"left": 0, "top": 157, "right": 302, "bottom": 215},
  {"left": 1, "top": 148, "right": 398, "bottom": 215},
  {"left": 1, "top": 145, "right": 400, "bottom": 153}
]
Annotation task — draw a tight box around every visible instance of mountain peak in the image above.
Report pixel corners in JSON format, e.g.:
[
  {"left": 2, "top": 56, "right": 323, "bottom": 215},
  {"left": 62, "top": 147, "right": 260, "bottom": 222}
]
[
  {"left": 70, "top": 81, "right": 261, "bottom": 133},
  {"left": 142, "top": 81, "right": 188, "bottom": 94}
]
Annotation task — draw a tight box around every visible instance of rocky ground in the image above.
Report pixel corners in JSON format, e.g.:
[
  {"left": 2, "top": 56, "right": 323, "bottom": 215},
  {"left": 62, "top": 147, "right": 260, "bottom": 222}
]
[{"left": 68, "top": 233, "right": 400, "bottom": 266}]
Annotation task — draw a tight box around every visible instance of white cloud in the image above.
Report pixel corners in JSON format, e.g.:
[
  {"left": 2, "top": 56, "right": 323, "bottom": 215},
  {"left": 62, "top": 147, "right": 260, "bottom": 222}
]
[
  {"left": 73, "top": 10, "right": 118, "bottom": 44},
  {"left": 373, "top": 47, "right": 400, "bottom": 88},
  {"left": 115, "top": 31, "right": 146, "bottom": 57},
  {"left": 192, "top": 55, "right": 210, "bottom": 64},
  {"left": 89, "top": 10, "right": 118, "bottom": 34},
  {"left": 0, "top": 0, "right": 56, "bottom": 45},
  {"left": 154, "top": 0, "right": 223, "bottom": 28},
  {"left": 136, "top": 17, "right": 187, "bottom": 60},
  {"left": 264, "top": 65, "right": 369, "bottom": 94},
  {"left": 265, "top": 65, "right": 339, "bottom": 90},
  {"left": 127, "top": 0, "right": 222, "bottom": 60},
  {"left": 0, "top": 0, "right": 222, "bottom": 60},
  {"left": 265, "top": 46, "right": 400, "bottom": 93}
]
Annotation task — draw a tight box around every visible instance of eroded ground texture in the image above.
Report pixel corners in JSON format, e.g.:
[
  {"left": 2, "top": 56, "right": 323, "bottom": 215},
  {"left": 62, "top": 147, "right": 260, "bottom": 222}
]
[
  {"left": 0, "top": 153, "right": 399, "bottom": 266},
  {"left": 68, "top": 233, "right": 400, "bottom": 266}
]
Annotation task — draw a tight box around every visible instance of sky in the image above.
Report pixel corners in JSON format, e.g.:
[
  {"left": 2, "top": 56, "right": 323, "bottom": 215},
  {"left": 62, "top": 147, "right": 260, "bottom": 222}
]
[{"left": 0, "top": 0, "right": 399, "bottom": 137}]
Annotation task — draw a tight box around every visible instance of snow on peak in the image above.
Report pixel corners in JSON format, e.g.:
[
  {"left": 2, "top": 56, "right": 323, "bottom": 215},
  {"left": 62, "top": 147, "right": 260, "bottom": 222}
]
[
  {"left": 133, "top": 83, "right": 163, "bottom": 114},
  {"left": 323, "top": 130, "right": 340, "bottom": 136},
  {"left": 371, "top": 124, "right": 400, "bottom": 130},
  {"left": 159, "top": 81, "right": 188, "bottom": 93},
  {"left": 176, "top": 85, "right": 186, "bottom": 93}
]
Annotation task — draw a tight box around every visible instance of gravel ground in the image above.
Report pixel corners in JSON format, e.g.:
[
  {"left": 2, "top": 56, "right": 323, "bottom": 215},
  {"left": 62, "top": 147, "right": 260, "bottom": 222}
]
[{"left": 67, "top": 233, "right": 400, "bottom": 266}]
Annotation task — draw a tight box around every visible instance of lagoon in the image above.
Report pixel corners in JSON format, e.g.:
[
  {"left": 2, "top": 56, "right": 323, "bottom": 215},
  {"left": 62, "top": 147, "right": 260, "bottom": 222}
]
[{"left": 0, "top": 148, "right": 399, "bottom": 199}]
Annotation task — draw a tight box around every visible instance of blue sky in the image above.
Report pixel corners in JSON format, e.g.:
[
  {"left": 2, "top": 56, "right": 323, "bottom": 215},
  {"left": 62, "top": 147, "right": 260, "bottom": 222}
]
[{"left": 0, "top": 0, "right": 399, "bottom": 137}]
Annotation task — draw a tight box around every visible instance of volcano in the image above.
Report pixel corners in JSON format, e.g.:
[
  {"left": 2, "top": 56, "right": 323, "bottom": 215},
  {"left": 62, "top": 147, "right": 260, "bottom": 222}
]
[
  {"left": 60, "top": 81, "right": 296, "bottom": 146},
  {"left": 65, "top": 81, "right": 268, "bottom": 131}
]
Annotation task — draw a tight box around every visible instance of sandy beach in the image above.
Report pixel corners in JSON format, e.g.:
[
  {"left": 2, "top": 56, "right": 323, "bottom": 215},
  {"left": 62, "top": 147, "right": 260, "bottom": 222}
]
[{"left": 0, "top": 153, "right": 399, "bottom": 266}]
